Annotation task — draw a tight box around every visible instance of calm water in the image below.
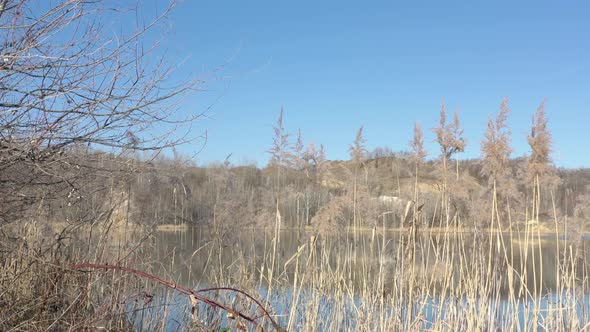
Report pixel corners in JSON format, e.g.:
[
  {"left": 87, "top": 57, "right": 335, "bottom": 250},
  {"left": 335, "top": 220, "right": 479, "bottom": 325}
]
[
  {"left": 134, "top": 228, "right": 590, "bottom": 330},
  {"left": 150, "top": 228, "right": 590, "bottom": 292}
]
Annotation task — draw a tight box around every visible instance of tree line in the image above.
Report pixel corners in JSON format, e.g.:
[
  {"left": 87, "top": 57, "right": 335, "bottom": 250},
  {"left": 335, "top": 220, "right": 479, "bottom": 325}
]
[{"left": 108, "top": 101, "right": 589, "bottom": 231}]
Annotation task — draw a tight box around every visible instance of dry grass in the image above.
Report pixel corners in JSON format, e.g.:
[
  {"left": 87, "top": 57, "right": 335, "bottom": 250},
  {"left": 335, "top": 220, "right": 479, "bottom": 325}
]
[
  {"left": 125, "top": 214, "right": 590, "bottom": 331},
  {"left": 2, "top": 192, "right": 589, "bottom": 332},
  {"left": 1, "top": 173, "right": 589, "bottom": 332}
]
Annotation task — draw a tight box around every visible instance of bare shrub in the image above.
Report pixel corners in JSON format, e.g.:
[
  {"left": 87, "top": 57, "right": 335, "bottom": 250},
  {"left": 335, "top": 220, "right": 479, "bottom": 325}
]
[
  {"left": 0, "top": 0, "right": 202, "bottom": 224},
  {"left": 310, "top": 195, "right": 349, "bottom": 232},
  {"left": 0, "top": 1, "right": 204, "bottom": 329}
]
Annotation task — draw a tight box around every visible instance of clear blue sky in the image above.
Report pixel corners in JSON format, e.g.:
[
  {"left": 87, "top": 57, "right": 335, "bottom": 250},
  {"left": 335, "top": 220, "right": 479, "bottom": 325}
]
[{"left": 159, "top": 1, "right": 590, "bottom": 168}]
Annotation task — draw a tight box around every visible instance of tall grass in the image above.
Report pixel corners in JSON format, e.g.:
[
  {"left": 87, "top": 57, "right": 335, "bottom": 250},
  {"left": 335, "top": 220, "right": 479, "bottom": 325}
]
[
  {"left": 134, "top": 206, "right": 589, "bottom": 331},
  {"left": 2, "top": 103, "right": 587, "bottom": 331},
  {"left": 2, "top": 192, "right": 589, "bottom": 331}
]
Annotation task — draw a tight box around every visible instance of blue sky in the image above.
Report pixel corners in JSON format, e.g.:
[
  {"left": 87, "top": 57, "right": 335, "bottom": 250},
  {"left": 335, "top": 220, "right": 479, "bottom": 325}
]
[{"left": 158, "top": 1, "right": 590, "bottom": 168}]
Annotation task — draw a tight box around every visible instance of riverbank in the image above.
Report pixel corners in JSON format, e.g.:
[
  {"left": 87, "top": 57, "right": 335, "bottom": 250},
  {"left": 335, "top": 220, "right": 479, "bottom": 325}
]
[{"left": 151, "top": 218, "right": 589, "bottom": 237}]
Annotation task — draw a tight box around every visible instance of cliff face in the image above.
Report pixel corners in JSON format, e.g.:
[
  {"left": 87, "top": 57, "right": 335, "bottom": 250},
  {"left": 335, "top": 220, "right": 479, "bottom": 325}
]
[{"left": 320, "top": 156, "right": 484, "bottom": 197}]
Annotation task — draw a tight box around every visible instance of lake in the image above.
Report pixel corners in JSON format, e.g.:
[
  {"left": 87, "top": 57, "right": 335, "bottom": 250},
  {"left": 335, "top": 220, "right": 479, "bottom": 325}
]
[{"left": 129, "top": 227, "right": 590, "bottom": 331}]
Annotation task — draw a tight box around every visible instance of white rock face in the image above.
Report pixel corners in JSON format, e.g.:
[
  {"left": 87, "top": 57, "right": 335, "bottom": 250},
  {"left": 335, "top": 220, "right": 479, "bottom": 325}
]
[{"left": 377, "top": 195, "right": 403, "bottom": 205}]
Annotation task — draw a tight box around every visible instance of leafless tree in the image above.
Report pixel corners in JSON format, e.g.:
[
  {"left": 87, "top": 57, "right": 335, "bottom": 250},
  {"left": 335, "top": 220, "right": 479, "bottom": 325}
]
[
  {"left": 0, "top": 0, "right": 203, "bottom": 224},
  {"left": 0, "top": 1, "right": 208, "bottom": 329},
  {"left": 433, "top": 103, "right": 465, "bottom": 185},
  {"left": 280, "top": 128, "right": 328, "bottom": 226},
  {"left": 369, "top": 146, "right": 395, "bottom": 160},
  {"left": 302, "top": 142, "right": 327, "bottom": 183}
]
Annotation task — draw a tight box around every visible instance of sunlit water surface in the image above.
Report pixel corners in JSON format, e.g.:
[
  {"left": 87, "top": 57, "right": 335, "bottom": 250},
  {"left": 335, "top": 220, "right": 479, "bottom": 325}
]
[{"left": 129, "top": 228, "right": 590, "bottom": 331}]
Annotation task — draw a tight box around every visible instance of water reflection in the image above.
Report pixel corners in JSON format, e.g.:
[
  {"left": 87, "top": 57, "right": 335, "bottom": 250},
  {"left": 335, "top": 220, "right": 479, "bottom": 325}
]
[
  {"left": 150, "top": 228, "right": 590, "bottom": 298},
  {"left": 138, "top": 228, "right": 590, "bottom": 331}
]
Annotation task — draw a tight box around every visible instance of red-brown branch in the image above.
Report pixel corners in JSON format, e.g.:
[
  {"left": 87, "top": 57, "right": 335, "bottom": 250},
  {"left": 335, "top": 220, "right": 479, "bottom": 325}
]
[{"left": 72, "top": 263, "right": 281, "bottom": 330}]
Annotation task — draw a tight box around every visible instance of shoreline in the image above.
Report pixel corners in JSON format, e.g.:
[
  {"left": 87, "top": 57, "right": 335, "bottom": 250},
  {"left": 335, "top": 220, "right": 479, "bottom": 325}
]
[{"left": 151, "top": 223, "right": 589, "bottom": 237}]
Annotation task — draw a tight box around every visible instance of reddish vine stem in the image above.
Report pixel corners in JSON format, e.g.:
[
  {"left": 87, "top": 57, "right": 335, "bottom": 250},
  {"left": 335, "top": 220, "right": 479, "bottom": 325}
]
[
  {"left": 197, "top": 287, "right": 278, "bottom": 326},
  {"left": 72, "top": 263, "right": 281, "bottom": 330}
]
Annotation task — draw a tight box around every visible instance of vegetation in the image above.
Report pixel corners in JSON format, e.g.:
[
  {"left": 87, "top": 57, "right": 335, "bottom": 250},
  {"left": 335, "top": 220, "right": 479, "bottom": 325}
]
[
  {"left": 111, "top": 111, "right": 590, "bottom": 233},
  {"left": 1, "top": 0, "right": 590, "bottom": 331}
]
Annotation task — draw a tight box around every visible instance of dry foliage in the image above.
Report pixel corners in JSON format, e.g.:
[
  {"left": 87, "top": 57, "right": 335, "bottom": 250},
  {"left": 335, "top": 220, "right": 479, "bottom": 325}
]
[
  {"left": 0, "top": 0, "right": 202, "bottom": 223},
  {"left": 481, "top": 98, "right": 512, "bottom": 186},
  {"left": 526, "top": 100, "right": 553, "bottom": 183},
  {"left": 433, "top": 102, "right": 466, "bottom": 182},
  {"left": 480, "top": 98, "right": 520, "bottom": 209},
  {"left": 409, "top": 122, "right": 427, "bottom": 168},
  {"left": 267, "top": 109, "right": 292, "bottom": 168},
  {"left": 349, "top": 126, "right": 367, "bottom": 164}
]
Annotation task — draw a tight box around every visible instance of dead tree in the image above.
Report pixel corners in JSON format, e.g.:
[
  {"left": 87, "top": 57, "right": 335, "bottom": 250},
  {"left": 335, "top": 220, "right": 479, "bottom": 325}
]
[{"left": 0, "top": 0, "right": 203, "bottom": 224}]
